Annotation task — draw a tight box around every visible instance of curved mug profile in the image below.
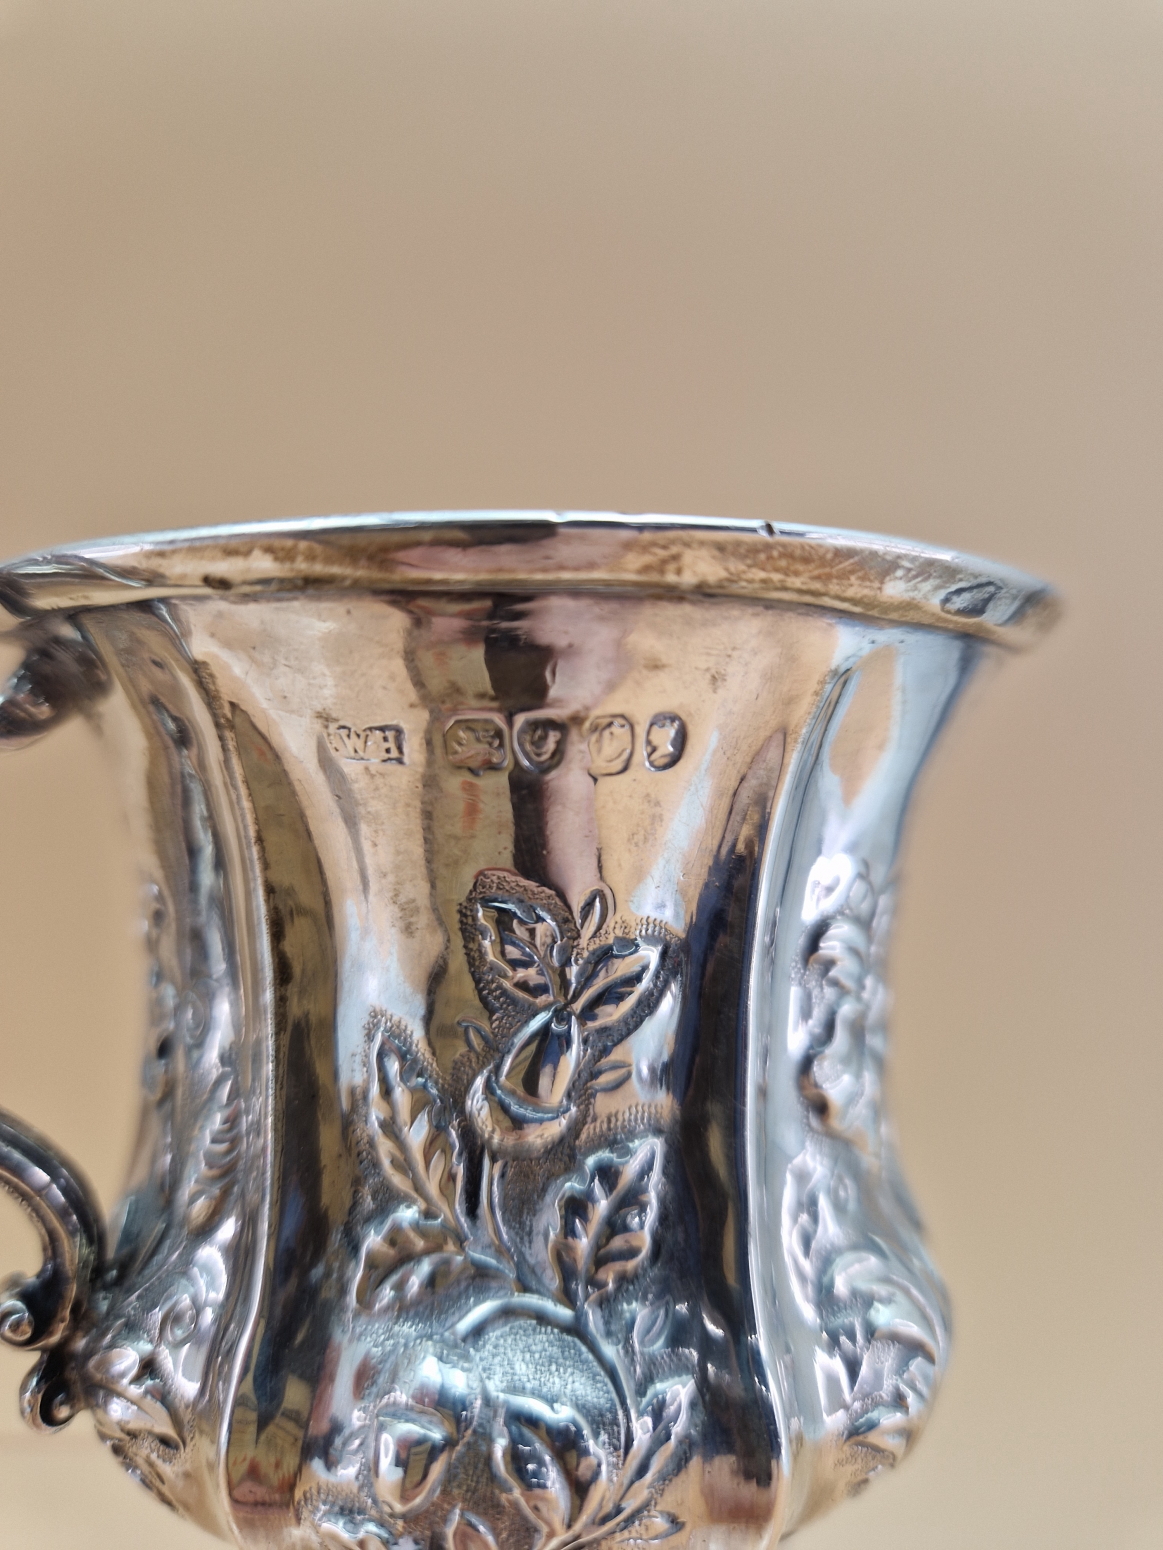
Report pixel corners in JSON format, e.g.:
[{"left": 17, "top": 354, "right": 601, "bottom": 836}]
[{"left": 0, "top": 514, "right": 1055, "bottom": 1548}]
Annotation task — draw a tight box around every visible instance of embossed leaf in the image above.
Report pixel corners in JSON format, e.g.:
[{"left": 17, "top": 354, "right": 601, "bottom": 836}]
[
  {"left": 492, "top": 1397, "right": 608, "bottom": 1546},
  {"left": 828, "top": 1248, "right": 943, "bottom": 1367},
  {"left": 612, "top": 1511, "right": 683, "bottom": 1546},
  {"left": 576, "top": 885, "right": 613, "bottom": 945},
  {"left": 482, "top": 910, "right": 562, "bottom": 1001},
  {"left": 372, "top": 1406, "right": 457, "bottom": 1515},
  {"left": 810, "top": 916, "right": 870, "bottom": 998},
  {"left": 614, "top": 1381, "right": 695, "bottom": 1525},
  {"left": 551, "top": 1140, "right": 662, "bottom": 1306},
  {"left": 357, "top": 1208, "right": 469, "bottom": 1312},
  {"left": 589, "top": 1057, "right": 632, "bottom": 1094},
  {"left": 495, "top": 1416, "right": 571, "bottom": 1540},
  {"left": 570, "top": 938, "right": 667, "bottom": 1040},
  {"left": 367, "top": 1254, "right": 470, "bottom": 1314},
  {"left": 329, "top": 1416, "right": 371, "bottom": 1482},
  {"left": 314, "top": 1511, "right": 394, "bottom": 1550},
  {"left": 460, "top": 871, "right": 577, "bottom": 1025},
  {"left": 374, "top": 1028, "right": 466, "bottom": 1236},
  {"left": 86, "top": 1344, "right": 184, "bottom": 1450},
  {"left": 799, "top": 909, "right": 880, "bottom": 1150},
  {"left": 186, "top": 1076, "right": 243, "bottom": 1235},
  {"left": 444, "top": 1507, "right": 500, "bottom": 1550},
  {"left": 459, "top": 1017, "right": 497, "bottom": 1055},
  {"left": 632, "top": 1299, "right": 672, "bottom": 1357}
]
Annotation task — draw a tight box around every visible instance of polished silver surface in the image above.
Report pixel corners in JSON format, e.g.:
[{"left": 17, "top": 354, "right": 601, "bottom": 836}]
[{"left": 0, "top": 514, "right": 1054, "bottom": 1547}]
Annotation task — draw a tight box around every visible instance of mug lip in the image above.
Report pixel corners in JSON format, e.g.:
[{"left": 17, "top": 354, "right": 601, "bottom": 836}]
[{"left": 0, "top": 509, "right": 1058, "bottom": 647}]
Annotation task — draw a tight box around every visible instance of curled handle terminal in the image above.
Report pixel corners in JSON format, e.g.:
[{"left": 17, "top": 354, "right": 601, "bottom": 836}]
[{"left": 0, "top": 625, "right": 108, "bottom": 1427}]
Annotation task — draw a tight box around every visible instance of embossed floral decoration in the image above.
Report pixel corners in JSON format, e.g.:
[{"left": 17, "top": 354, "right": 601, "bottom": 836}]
[{"left": 314, "top": 870, "right": 693, "bottom": 1550}]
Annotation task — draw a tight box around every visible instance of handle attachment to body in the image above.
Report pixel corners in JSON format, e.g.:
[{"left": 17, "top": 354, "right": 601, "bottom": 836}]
[
  {"left": 0, "top": 623, "right": 107, "bottom": 748},
  {"left": 1, "top": 623, "right": 109, "bottom": 1426},
  {"left": 0, "top": 1112, "right": 104, "bottom": 1428}
]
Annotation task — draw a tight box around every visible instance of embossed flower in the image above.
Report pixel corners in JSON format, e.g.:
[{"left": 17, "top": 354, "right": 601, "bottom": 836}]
[{"left": 458, "top": 872, "right": 674, "bottom": 1158}]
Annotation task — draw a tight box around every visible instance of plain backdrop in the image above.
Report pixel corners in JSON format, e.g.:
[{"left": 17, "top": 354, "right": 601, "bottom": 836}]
[{"left": 0, "top": 2, "right": 1159, "bottom": 1546}]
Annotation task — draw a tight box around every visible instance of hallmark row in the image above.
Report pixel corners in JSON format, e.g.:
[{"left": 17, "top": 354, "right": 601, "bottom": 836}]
[{"left": 326, "top": 710, "right": 687, "bottom": 776}]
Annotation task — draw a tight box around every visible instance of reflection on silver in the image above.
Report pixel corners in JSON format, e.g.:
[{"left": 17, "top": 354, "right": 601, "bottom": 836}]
[{"left": 0, "top": 514, "right": 1055, "bottom": 1546}]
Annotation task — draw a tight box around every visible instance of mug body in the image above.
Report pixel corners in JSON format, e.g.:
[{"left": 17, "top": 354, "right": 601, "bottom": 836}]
[{"left": 0, "top": 515, "right": 1054, "bottom": 1548}]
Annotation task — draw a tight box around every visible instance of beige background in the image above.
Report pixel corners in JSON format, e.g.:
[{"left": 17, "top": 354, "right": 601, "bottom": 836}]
[{"left": 0, "top": 1, "right": 1159, "bottom": 1545}]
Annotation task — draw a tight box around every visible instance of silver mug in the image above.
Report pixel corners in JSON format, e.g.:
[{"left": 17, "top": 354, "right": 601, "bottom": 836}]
[{"left": 0, "top": 514, "right": 1054, "bottom": 1547}]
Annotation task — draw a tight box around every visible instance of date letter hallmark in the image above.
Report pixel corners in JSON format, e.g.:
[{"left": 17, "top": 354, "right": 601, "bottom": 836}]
[
  {"left": 586, "top": 715, "right": 634, "bottom": 777},
  {"left": 328, "top": 724, "right": 407, "bottom": 764}
]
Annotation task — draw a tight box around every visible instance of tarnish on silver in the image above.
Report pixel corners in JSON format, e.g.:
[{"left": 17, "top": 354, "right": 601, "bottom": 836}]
[{"left": 0, "top": 514, "right": 1054, "bottom": 1546}]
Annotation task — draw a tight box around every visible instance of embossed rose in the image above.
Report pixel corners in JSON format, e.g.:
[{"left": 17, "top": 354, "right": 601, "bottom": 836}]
[{"left": 458, "top": 872, "right": 674, "bottom": 1159}]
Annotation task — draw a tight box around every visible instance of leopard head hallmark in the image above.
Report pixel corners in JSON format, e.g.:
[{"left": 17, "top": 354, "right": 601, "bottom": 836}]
[{"left": 0, "top": 513, "right": 1056, "bottom": 1547}]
